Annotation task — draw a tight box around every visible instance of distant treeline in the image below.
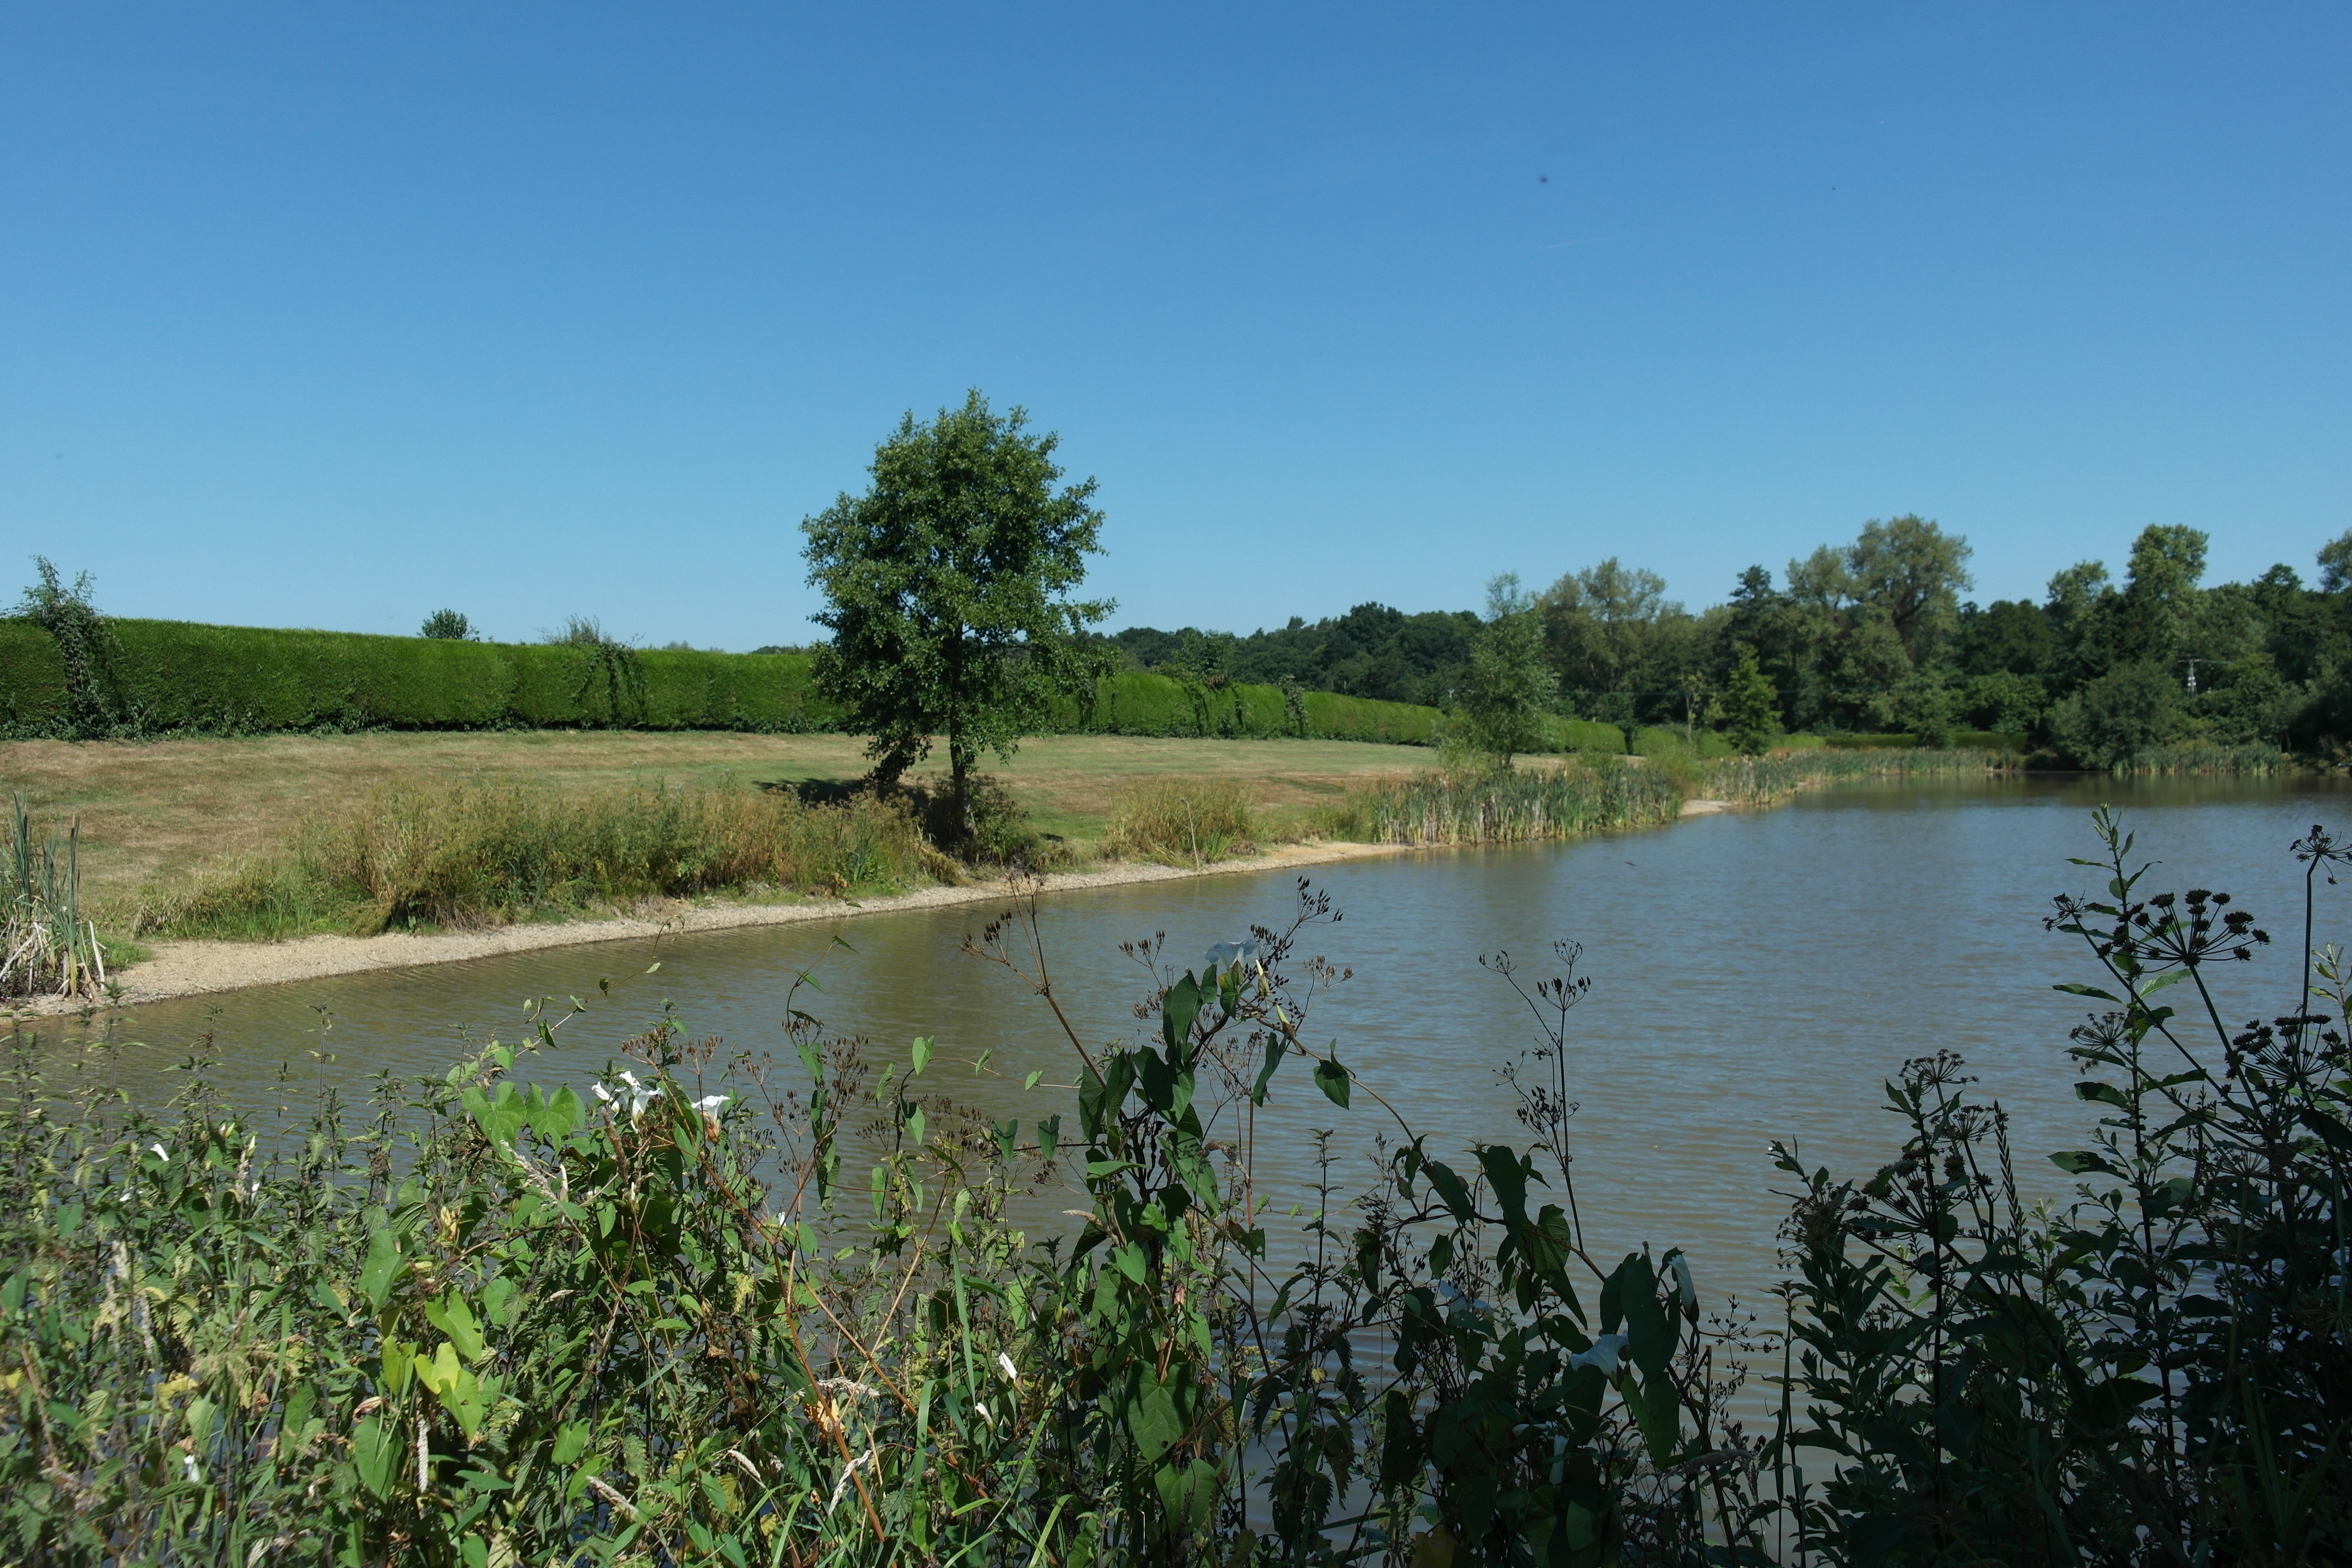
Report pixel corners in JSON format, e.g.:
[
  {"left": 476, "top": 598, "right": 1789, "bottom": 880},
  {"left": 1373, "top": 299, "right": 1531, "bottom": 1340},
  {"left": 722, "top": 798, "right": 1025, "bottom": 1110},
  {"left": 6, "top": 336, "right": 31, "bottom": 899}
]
[
  {"left": 1106, "top": 517, "right": 2352, "bottom": 764},
  {"left": 0, "top": 616, "right": 1447, "bottom": 746}
]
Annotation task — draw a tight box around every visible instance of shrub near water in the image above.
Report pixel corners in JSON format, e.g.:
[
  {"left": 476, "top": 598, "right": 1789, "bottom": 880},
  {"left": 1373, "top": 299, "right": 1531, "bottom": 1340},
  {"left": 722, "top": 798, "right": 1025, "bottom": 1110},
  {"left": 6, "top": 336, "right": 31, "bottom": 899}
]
[{"left": 137, "top": 780, "right": 933, "bottom": 938}]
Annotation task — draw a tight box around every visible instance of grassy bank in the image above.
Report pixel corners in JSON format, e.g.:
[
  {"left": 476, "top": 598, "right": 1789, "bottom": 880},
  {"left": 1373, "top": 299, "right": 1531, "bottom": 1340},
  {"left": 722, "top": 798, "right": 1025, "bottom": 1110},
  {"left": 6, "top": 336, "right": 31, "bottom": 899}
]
[
  {"left": 0, "top": 731, "right": 1439, "bottom": 907},
  {"left": 132, "top": 780, "right": 941, "bottom": 940}
]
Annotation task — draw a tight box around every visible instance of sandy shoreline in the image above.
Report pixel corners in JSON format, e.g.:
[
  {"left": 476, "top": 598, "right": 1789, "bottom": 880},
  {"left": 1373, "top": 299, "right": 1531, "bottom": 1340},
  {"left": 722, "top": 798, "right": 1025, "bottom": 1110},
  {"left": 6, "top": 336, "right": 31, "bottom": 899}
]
[
  {"left": 6, "top": 798, "right": 1739, "bottom": 1019},
  {"left": 6, "top": 839, "right": 1432, "bottom": 1017}
]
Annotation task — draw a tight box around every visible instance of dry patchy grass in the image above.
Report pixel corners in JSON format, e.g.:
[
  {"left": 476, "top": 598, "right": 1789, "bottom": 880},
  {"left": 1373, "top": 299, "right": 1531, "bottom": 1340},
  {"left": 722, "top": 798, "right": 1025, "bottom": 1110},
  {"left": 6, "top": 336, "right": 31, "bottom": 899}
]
[{"left": 0, "top": 730, "right": 1432, "bottom": 912}]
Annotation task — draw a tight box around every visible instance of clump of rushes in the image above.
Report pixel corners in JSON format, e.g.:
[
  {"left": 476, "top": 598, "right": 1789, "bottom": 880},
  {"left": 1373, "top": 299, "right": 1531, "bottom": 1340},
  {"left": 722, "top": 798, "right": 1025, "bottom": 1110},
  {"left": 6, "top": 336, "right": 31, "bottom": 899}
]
[
  {"left": 2, "top": 795, "right": 107, "bottom": 998},
  {"left": 1334, "top": 756, "right": 1684, "bottom": 844},
  {"left": 135, "top": 779, "right": 935, "bottom": 938},
  {"left": 1104, "top": 776, "right": 1258, "bottom": 866}
]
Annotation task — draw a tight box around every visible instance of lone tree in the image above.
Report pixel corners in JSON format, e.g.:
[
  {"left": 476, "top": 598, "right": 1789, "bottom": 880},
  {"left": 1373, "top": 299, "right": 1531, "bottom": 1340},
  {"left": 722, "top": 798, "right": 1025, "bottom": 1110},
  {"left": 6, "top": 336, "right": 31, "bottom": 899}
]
[
  {"left": 1457, "top": 573, "right": 1557, "bottom": 768},
  {"left": 803, "top": 390, "right": 1111, "bottom": 841}
]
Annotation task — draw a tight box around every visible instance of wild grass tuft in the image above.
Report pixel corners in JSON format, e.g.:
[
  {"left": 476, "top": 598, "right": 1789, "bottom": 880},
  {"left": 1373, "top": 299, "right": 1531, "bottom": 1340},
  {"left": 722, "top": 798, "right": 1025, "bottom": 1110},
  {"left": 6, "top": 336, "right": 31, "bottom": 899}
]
[
  {"left": 135, "top": 778, "right": 936, "bottom": 938},
  {"left": 1104, "top": 776, "right": 1259, "bottom": 866}
]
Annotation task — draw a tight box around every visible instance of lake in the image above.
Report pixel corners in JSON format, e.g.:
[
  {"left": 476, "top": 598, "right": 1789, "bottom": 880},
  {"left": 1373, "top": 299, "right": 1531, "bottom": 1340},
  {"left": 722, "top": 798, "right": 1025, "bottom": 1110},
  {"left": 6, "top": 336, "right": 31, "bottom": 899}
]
[{"left": 26, "top": 771, "right": 2352, "bottom": 1323}]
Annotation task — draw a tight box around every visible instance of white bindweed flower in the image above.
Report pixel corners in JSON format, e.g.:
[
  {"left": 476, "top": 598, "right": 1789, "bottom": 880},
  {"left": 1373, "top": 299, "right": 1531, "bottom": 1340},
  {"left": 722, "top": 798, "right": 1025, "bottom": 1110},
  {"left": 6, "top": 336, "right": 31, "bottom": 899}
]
[
  {"left": 150, "top": 1144, "right": 168, "bottom": 1161},
  {"left": 1201, "top": 938, "right": 1263, "bottom": 975},
  {"left": 694, "top": 1095, "right": 730, "bottom": 1112},
  {"left": 997, "top": 1353, "right": 1020, "bottom": 1384},
  {"left": 598, "top": 1071, "right": 658, "bottom": 1120},
  {"left": 975, "top": 1400, "right": 993, "bottom": 1426},
  {"left": 181, "top": 1453, "right": 201, "bottom": 1484},
  {"left": 1569, "top": 1333, "right": 1629, "bottom": 1377},
  {"left": 1669, "top": 1255, "right": 1696, "bottom": 1307}
]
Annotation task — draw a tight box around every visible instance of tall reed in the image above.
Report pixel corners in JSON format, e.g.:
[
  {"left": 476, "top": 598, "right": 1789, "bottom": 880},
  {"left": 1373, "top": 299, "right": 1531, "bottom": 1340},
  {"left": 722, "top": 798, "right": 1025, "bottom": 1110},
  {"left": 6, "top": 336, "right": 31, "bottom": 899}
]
[
  {"left": 136, "top": 778, "right": 937, "bottom": 939},
  {"left": 1333, "top": 757, "right": 1686, "bottom": 845},
  {"left": 1702, "top": 746, "right": 2008, "bottom": 804},
  {"left": 1, "top": 795, "right": 106, "bottom": 999},
  {"left": 2112, "top": 740, "right": 2292, "bottom": 775}
]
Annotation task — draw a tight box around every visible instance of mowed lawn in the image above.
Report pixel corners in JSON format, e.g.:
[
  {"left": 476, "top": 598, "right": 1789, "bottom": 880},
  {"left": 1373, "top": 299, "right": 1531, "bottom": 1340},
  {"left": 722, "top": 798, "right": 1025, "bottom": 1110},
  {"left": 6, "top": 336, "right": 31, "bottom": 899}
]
[{"left": 0, "top": 730, "right": 1435, "bottom": 902}]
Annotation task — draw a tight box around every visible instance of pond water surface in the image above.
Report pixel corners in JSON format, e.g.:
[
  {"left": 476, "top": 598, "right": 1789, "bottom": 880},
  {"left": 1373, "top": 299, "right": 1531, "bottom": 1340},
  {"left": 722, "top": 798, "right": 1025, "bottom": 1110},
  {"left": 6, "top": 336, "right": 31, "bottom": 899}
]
[{"left": 29, "top": 772, "right": 2352, "bottom": 1320}]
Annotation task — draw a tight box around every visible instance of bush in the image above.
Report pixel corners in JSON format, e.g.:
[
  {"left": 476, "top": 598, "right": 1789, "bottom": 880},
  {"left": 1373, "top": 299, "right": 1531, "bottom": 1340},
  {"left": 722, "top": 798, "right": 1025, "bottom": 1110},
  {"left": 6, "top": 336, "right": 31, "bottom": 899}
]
[
  {"left": 2046, "top": 660, "right": 2187, "bottom": 767},
  {"left": 419, "top": 609, "right": 475, "bottom": 640},
  {"left": 1104, "top": 777, "right": 1259, "bottom": 866},
  {"left": 135, "top": 779, "right": 932, "bottom": 938}
]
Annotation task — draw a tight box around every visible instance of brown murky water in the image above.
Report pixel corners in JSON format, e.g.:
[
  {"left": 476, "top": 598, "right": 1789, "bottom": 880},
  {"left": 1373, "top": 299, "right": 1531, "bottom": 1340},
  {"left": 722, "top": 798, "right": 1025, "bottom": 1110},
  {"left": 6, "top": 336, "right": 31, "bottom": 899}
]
[{"left": 29, "top": 772, "right": 2352, "bottom": 1321}]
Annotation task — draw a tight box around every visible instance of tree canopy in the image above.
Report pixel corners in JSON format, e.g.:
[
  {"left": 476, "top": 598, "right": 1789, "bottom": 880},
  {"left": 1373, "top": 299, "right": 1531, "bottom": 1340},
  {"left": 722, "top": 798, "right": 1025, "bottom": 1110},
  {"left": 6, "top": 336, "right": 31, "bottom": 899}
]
[{"left": 802, "top": 390, "right": 1109, "bottom": 834}]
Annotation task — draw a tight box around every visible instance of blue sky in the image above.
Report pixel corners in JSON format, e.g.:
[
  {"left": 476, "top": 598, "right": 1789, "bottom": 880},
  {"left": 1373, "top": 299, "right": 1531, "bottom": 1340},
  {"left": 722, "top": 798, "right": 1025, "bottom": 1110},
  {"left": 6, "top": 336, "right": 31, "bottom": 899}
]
[{"left": 4, "top": 3, "right": 2346, "bottom": 649}]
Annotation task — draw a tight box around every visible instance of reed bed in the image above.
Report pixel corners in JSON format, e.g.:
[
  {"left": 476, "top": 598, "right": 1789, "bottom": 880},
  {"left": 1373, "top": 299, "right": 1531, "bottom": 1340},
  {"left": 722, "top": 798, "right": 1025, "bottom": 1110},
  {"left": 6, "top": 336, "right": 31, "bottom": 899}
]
[
  {"left": 2113, "top": 740, "right": 2293, "bottom": 775},
  {"left": 136, "top": 778, "right": 936, "bottom": 939},
  {"left": 2, "top": 796, "right": 107, "bottom": 998},
  {"left": 1702, "top": 745, "right": 2010, "bottom": 804},
  {"left": 1333, "top": 757, "right": 1685, "bottom": 845},
  {"left": 1104, "top": 775, "right": 1259, "bottom": 865}
]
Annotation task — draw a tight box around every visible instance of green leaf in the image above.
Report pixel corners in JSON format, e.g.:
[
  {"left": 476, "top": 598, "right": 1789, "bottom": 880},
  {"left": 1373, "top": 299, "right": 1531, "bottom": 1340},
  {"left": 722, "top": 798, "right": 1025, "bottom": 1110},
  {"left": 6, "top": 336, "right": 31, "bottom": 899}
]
[
  {"left": 1627, "top": 1366, "right": 1681, "bottom": 1465},
  {"left": 1161, "top": 974, "right": 1204, "bottom": 1057},
  {"left": 1250, "top": 1035, "right": 1286, "bottom": 1106},
  {"left": 353, "top": 1416, "right": 397, "bottom": 1499},
  {"left": 552, "top": 1421, "right": 592, "bottom": 1466},
  {"left": 2051, "top": 1149, "right": 2124, "bottom": 1177},
  {"left": 1312, "top": 1056, "right": 1351, "bottom": 1109},
  {"left": 1038, "top": 1114, "right": 1060, "bottom": 1160},
  {"left": 1477, "top": 1145, "right": 1529, "bottom": 1226},
  {"left": 358, "top": 1228, "right": 405, "bottom": 1311},
  {"left": 423, "top": 1290, "right": 490, "bottom": 1363},
  {"left": 911, "top": 1036, "right": 933, "bottom": 1075},
  {"left": 1023, "top": 1069, "right": 1044, "bottom": 1091},
  {"left": 1422, "top": 1162, "right": 1475, "bottom": 1224},
  {"left": 1617, "top": 1254, "right": 1672, "bottom": 1377},
  {"left": 2054, "top": 983, "right": 2122, "bottom": 1002},
  {"left": 381, "top": 1337, "right": 416, "bottom": 1396}
]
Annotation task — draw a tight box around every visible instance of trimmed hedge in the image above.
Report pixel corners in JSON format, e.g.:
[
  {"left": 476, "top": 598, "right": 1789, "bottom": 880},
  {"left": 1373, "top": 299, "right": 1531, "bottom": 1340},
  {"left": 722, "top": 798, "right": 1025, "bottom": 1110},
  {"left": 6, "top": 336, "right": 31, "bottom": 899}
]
[
  {"left": 1631, "top": 724, "right": 1736, "bottom": 758},
  {"left": 0, "top": 619, "right": 830, "bottom": 735},
  {"left": 0, "top": 618, "right": 1455, "bottom": 746}
]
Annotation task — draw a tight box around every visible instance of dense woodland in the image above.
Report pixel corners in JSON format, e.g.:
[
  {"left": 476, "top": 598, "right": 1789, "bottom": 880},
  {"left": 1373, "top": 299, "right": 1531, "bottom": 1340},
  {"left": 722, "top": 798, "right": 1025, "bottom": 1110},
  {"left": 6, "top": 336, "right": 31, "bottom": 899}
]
[{"left": 1108, "top": 517, "right": 2352, "bottom": 763}]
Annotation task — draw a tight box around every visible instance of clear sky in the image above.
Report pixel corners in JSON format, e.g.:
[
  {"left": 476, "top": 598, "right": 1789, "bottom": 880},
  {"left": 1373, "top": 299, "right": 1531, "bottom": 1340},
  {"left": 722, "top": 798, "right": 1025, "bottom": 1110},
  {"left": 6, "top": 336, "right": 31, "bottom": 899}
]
[{"left": 5, "top": 4, "right": 2346, "bottom": 649}]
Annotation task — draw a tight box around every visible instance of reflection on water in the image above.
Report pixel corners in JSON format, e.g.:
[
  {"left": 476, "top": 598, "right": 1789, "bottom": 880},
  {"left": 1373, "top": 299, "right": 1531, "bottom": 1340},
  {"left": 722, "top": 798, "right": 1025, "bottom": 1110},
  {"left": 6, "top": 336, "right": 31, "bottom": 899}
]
[{"left": 26, "top": 772, "right": 2352, "bottom": 1316}]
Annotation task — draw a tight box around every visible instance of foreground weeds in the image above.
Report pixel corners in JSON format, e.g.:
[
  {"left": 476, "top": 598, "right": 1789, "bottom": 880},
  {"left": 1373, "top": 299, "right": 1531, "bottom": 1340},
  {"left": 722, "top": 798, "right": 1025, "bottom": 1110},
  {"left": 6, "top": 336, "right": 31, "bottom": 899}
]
[
  {"left": 3, "top": 811, "right": 2345, "bottom": 1563},
  {"left": 135, "top": 779, "right": 938, "bottom": 939}
]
